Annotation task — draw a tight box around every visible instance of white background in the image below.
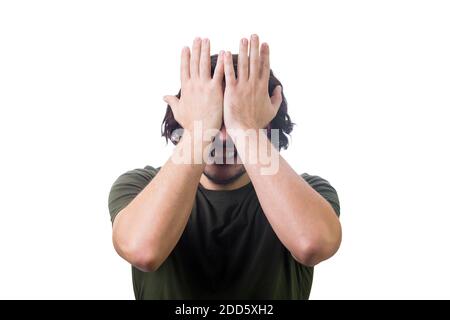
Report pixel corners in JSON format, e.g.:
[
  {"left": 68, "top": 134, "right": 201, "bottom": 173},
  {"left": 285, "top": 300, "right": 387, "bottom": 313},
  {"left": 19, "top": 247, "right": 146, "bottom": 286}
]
[{"left": 1, "top": 0, "right": 449, "bottom": 299}]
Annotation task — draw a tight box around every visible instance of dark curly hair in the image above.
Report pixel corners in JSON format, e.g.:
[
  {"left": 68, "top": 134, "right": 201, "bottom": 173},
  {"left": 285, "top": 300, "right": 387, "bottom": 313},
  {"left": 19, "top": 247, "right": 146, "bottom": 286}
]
[{"left": 161, "top": 53, "right": 294, "bottom": 150}]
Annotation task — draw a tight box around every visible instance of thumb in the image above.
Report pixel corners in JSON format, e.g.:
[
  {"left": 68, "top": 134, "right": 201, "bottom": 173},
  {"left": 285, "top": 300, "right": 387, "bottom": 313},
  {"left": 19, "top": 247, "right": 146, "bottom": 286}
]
[
  {"left": 270, "top": 85, "right": 282, "bottom": 111},
  {"left": 163, "top": 95, "right": 180, "bottom": 108}
]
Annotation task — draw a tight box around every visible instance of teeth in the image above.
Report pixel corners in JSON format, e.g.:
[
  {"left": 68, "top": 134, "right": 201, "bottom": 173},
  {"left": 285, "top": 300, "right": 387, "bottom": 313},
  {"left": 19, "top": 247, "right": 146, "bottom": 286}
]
[
  {"left": 225, "top": 151, "right": 235, "bottom": 158},
  {"left": 210, "top": 149, "right": 235, "bottom": 159}
]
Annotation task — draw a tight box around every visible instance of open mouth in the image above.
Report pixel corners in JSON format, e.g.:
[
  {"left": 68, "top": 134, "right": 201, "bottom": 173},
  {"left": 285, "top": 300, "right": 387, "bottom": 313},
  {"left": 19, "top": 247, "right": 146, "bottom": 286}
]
[{"left": 210, "top": 148, "right": 238, "bottom": 163}]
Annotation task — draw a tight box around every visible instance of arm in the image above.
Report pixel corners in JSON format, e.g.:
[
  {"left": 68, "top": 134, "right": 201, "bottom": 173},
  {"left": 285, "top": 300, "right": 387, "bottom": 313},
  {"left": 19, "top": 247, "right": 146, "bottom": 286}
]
[
  {"left": 112, "top": 38, "right": 224, "bottom": 272},
  {"left": 223, "top": 34, "right": 341, "bottom": 267},
  {"left": 112, "top": 137, "right": 208, "bottom": 272},
  {"left": 233, "top": 132, "right": 341, "bottom": 267}
]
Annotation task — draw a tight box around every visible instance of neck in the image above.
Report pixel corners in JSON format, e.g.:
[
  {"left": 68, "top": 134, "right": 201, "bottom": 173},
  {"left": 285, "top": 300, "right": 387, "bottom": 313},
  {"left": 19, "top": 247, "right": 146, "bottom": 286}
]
[{"left": 200, "top": 172, "right": 251, "bottom": 191}]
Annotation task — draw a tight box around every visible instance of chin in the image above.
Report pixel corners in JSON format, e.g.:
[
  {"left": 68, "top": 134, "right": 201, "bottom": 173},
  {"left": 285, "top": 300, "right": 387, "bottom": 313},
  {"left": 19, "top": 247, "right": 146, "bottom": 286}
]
[{"left": 203, "top": 163, "right": 246, "bottom": 185}]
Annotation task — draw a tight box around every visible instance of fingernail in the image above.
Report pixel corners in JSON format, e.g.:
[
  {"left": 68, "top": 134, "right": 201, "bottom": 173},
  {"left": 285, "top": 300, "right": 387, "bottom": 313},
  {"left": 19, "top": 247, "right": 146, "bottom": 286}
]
[
  {"left": 242, "top": 38, "right": 248, "bottom": 45},
  {"left": 251, "top": 34, "right": 258, "bottom": 40}
]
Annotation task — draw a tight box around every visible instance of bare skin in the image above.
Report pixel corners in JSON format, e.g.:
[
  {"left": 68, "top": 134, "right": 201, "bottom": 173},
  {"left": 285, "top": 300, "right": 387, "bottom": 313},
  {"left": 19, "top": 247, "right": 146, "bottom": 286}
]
[
  {"left": 222, "top": 35, "right": 342, "bottom": 266},
  {"left": 112, "top": 37, "right": 224, "bottom": 271},
  {"left": 112, "top": 35, "right": 341, "bottom": 272}
]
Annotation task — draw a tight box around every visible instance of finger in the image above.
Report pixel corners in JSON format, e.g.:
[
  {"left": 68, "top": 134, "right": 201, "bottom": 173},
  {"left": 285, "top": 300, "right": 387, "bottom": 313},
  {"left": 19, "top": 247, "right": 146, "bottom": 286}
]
[
  {"left": 238, "top": 38, "right": 249, "bottom": 81},
  {"left": 199, "top": 38, "right": 211, "bottom": 80},
  {"left": 259, "top": 42, "right": 270, "bottom": 81},
  {"left": 190, "top": 37, "right": 201, "bottom": 78},
  {"left": 213, "top": 51, "right": 225, "bottom": 82},
  {"left": 270, "top": 85, "right": 283, "bottom": 112},
  {"left": 180, "top": 46, "right": 190, "bottom": 83},
  {"left": 224, "top": 51, "right": 236, "bottom": 85},
  {"left": 249, "top": 34, "right": 260, "bottom": 80}
]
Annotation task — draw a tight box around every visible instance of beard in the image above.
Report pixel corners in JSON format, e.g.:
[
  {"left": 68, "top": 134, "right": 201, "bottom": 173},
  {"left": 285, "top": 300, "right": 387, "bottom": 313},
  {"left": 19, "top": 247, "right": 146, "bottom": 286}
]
[{"left": 203, "top": 165, "right": 246, "bottom": 185}]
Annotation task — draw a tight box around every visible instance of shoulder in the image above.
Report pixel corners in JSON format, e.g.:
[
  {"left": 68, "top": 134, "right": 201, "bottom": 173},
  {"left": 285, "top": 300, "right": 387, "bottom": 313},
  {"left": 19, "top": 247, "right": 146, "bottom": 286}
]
[
  {"left": 107, "top": 165, "right": 160, "bottom": 223},
  {"left": 113, "top": 165, "right": 160, "bottom": 186},
  {"left": 301, "top": 173, "right": 340, "bottom": 217}
]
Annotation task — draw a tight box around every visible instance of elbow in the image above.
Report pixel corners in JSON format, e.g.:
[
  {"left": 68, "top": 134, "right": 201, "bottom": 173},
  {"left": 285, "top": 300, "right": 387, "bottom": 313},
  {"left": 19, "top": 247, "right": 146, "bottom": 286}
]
[
  {"left": 128, "top": 248, "right": 161, "bottom": 272},
  {"left": 291, "top": 241, "right": 323, "bottom": 267},
  {"left": 112, "top": 232, "right": 162, "bottom": 272},
  {"left": 135, "top": 258, "right": 161, "bottom": 273},
  {"left": 292, "top": 230, "right": 342, "bottom": 267}
]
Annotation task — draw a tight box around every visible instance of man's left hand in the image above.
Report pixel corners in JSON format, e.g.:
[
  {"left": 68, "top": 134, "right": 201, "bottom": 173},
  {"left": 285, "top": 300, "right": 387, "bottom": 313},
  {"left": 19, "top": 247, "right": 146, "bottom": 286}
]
[{"left": 223, "top": 34, "right": 283, "bottom": 132}]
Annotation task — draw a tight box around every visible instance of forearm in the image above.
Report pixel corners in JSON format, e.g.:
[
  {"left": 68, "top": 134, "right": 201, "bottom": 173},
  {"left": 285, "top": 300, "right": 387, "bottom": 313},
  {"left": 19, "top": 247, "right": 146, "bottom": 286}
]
[
  {"left": 232, "top": 130, "right": 342, "bottom": 266},
  {"left": 113, "top": 36, "right": 224, "bottom": 271},
  {"left": 112, "top": 133, "right": 208, "bottom": 271}
]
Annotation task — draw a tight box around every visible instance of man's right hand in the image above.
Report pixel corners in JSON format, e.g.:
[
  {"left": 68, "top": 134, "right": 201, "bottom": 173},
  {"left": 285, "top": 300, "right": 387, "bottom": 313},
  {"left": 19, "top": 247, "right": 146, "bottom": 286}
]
[{"left": 163, "top": 37, "right": 225, "bottom": 136}]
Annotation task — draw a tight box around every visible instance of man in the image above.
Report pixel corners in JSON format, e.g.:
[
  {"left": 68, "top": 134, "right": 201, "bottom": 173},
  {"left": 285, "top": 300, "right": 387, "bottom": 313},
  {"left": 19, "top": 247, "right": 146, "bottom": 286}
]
[{"left": 108, "top": 34, "right": 342, "bottom": 299}]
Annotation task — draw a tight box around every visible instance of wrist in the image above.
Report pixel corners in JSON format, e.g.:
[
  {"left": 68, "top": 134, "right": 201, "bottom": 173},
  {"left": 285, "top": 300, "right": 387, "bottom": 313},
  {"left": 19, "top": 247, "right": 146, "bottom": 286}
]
[
  {"left": 185, "top": 119, "right": 221, "bottom": 140},
  {"left": 226, "top": 123, "right": 258, "bottom": 143},
  {"left": 170, "top": 128, "right": 213, "bottom": 167},
  {"left": 226, "top": 121, "right": 258, "bottom": 135}
]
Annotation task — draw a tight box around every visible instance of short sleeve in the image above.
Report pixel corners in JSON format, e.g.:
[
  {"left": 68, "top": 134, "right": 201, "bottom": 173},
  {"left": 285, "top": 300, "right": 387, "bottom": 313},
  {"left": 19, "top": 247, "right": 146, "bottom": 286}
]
[
  {"left": 301, "top": 173, "right": 340, "bottom": 218},
  {"left": 108, "top": 165, "right": 159, "bottom": 224}
]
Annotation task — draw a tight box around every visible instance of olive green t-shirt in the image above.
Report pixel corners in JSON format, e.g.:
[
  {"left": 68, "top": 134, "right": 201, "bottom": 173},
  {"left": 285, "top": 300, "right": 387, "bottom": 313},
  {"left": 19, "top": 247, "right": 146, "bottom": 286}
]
[{"left": 108, "top": 165, "right": 340, "bottom": 300}]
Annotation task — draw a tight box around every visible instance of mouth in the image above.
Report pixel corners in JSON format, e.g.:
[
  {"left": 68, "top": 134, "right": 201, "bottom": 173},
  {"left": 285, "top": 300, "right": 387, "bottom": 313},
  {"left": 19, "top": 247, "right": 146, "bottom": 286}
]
[{"left": 210, "top": 148, "right": 238, "bottom": 164}]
